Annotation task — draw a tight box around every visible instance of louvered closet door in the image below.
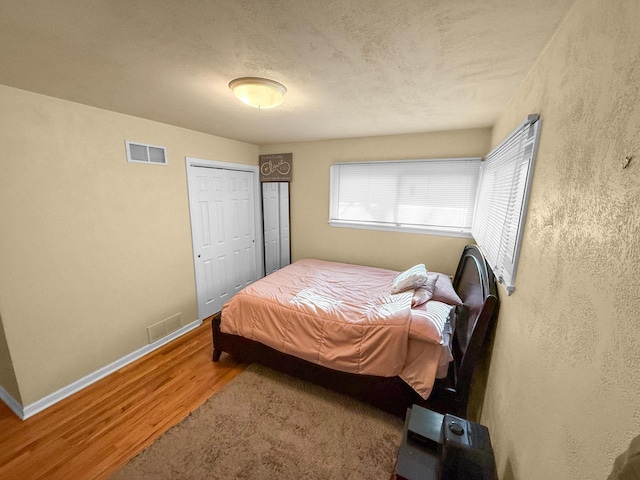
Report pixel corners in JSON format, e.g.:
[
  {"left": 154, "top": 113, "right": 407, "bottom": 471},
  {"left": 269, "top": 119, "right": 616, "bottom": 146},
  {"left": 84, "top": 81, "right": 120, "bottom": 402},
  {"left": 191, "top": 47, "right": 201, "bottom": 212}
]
[{"left": 191, "top": 166, "right": 257, "bottom": 318}]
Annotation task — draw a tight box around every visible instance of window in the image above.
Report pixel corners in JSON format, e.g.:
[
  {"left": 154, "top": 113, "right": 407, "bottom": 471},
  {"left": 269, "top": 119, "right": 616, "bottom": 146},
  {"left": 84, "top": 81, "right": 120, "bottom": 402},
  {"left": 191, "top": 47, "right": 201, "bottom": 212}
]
[
  {"left": 329, "top": 157, "right": 481, "bottom": 237},
  {"left": 472, "top": 114, "right": 541, "bottom": 295}
]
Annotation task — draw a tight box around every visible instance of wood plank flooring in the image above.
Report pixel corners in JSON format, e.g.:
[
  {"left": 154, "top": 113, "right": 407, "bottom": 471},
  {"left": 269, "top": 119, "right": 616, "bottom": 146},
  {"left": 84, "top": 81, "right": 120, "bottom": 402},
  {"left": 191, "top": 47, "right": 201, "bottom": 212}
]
[{"left": 0, "top": 317, "right": 246, "bottom": 480}]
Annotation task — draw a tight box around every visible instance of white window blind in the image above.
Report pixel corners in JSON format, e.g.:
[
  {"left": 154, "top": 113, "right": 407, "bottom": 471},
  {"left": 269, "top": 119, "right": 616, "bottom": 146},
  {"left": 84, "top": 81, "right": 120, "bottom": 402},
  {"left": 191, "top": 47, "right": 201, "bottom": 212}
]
[
  {"left": 472, "top": 114, "right": 541, "bottom": 295},
  {"left": 330, "top": 158, "right": 481, "bottom": 237}
]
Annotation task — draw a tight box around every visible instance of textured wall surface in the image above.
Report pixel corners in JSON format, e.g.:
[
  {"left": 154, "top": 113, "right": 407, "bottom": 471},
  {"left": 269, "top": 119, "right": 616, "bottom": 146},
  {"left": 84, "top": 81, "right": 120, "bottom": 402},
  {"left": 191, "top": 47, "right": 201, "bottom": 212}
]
[
  {"left": 483, "top": 1, "right": 640, "bottom": 479},
  {"left": 0, "top": 85, "right": 258, "bottom": 405},
  {"left": 261, "top": 128, "right": 491, "bottom": 275}
]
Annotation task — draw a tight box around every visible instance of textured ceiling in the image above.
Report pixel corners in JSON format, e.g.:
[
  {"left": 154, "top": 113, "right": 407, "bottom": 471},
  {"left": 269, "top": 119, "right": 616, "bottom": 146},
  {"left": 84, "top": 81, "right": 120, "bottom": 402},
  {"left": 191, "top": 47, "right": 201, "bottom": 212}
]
[{"left": 0, "top": 0, "right": 576, "bottom": 145}]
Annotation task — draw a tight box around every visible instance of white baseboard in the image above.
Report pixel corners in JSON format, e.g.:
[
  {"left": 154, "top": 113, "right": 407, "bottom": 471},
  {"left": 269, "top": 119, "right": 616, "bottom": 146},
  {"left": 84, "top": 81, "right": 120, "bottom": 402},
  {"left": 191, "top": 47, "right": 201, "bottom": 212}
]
[
  {"left": 0, "top": 386, "right": 24, "bottom": 419},
  {"left": 2, "top": 318, "right": 203, "bottom": 420}
]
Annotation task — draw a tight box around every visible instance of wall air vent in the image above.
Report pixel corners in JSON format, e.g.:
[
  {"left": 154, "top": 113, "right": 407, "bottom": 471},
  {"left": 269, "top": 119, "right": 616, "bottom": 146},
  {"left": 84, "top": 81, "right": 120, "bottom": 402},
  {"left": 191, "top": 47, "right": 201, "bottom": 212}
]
[{"left": 125, "top": 140, "right": 168, "bottom": 165}]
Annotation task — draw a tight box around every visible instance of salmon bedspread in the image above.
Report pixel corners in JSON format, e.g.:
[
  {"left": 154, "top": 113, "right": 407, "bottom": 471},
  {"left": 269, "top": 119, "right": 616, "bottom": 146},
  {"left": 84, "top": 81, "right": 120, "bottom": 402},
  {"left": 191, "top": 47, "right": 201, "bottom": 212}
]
[{"left": 220, "top": 259, "right": 446, "bottom": 398}]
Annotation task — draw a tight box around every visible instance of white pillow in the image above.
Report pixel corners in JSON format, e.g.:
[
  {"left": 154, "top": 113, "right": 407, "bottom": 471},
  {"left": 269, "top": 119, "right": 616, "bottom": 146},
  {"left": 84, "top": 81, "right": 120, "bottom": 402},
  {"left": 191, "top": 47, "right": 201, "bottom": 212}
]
[{"left": 391, "top": 264, "right": 428, "bottom": 294}]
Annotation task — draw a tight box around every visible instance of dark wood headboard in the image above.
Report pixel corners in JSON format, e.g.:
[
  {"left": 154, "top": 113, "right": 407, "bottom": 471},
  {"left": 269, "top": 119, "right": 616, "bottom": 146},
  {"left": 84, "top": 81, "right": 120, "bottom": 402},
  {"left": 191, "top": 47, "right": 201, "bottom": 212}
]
[{"left": 422, "top": 244, "right": 499, "bottom": 418}]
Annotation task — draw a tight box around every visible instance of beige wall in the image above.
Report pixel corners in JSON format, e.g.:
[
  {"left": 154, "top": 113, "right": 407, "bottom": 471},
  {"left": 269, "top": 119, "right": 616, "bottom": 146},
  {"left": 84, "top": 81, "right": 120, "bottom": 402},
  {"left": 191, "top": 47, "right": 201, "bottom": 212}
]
[
  {"left": 261, "top": 128, "right": 491, "bottom": 274},
  {"left": 0, "top": 85, "right": 258, "bottom": 405},
  {"left": 482, "top": 1, "right": 640, "bottom": 479}
]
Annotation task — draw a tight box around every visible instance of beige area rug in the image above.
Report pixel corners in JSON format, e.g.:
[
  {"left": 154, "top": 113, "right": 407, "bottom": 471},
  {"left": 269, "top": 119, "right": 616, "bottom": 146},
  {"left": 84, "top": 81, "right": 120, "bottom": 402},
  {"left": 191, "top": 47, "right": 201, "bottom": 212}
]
[{"left": 111, "top": 364, "right": 403, "bottom": 479}]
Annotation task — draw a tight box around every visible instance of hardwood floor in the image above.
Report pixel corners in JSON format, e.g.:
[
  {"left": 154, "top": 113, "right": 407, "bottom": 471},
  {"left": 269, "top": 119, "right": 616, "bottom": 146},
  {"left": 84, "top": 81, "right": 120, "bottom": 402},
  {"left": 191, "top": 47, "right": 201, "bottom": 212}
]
[{"left": 0, "top": 317, "right": 246, "bottom": 480}]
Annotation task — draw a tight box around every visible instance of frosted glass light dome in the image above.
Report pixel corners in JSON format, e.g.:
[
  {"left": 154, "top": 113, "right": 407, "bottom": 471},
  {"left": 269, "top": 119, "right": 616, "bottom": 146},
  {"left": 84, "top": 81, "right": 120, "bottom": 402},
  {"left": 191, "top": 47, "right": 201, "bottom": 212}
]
[{"left": 228, "top": 77, "right": 287, "bottom": 109}]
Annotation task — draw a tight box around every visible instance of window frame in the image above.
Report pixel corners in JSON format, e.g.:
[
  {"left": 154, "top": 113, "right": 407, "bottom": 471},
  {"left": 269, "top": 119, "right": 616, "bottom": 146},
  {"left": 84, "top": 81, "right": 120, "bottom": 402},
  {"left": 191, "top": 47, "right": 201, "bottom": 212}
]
[
  {"left": 472, "top": 114, "right": 542, "bottom": 295},
  {"left": 329, "top": 157, "right": 482, "bottom": 239}
]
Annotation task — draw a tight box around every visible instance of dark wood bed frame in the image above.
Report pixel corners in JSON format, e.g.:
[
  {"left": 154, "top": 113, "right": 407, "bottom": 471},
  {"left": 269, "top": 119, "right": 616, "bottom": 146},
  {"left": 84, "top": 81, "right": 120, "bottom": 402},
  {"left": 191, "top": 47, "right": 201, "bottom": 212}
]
[{"left": 212, "top": 244, "right": 499, "bottom": 419}]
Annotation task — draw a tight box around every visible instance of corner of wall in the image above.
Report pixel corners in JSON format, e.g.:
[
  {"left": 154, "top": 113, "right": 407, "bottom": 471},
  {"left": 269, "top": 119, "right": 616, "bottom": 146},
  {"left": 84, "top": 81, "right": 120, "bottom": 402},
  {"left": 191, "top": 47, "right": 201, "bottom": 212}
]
[{"left": 0, "top": 311, "right": 23, "bottom": 407}]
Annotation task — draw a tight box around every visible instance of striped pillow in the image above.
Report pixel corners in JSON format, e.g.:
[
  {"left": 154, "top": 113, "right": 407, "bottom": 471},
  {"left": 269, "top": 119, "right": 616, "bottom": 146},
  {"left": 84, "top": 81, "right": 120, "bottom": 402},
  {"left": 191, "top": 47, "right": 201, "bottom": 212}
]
[
  {"left": 409, "top": 300, "right": 454, "bottom": 344},
  {"left": 391, "top": 264, "right": 428, "bottom": 294}
]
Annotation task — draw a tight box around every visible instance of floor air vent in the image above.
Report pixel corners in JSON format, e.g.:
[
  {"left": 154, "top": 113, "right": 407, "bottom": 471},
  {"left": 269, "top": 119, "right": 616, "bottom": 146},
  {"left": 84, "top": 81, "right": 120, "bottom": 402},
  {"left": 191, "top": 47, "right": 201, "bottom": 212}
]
[
  {"left": 126, "top": 140, "right": 167, "bottom": 165},
  {"left": 147, "top": 313, "right": 182, "bottom": 343}
]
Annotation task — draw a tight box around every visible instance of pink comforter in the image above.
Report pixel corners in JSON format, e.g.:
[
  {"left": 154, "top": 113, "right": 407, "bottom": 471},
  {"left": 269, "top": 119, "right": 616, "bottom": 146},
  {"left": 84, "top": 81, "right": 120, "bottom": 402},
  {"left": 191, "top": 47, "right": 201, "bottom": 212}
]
[{"left": 221, "top": 259, "right": 443, "bottom": 398}]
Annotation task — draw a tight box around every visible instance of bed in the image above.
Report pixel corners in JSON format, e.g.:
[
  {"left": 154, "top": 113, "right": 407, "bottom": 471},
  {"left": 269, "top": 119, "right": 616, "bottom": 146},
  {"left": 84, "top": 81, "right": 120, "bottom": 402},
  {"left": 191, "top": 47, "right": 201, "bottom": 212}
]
[{"left": 212, "top": 244, "right": 499, "bottom": 419}]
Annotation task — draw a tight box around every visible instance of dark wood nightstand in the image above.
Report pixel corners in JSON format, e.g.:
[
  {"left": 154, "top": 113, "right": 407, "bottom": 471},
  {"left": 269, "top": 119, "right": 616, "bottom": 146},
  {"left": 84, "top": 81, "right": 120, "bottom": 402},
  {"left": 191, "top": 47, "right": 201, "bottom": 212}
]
[
  {"left": 395, "top": 407, "right": 442, "bottom": 480},
  {"left": 395, "top": 405, "right": 498, "bottom": 480}
]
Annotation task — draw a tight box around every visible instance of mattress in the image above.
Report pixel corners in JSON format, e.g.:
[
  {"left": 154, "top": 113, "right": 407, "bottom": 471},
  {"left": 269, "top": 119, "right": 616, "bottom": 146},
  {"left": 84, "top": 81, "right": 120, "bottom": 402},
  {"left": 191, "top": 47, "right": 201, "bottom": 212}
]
[{"left": 220, "top": 259, "right": 452, "bottom": 398}]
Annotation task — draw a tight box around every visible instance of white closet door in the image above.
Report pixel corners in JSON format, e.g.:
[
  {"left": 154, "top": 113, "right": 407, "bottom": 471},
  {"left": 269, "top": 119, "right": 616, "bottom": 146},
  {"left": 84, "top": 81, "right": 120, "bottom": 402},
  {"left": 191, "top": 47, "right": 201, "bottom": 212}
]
[
  {"left": 263, "top": 182, "right": 291, "bottom": 275},
  {"left": 190, "top": 166, "right": 257, "bottom": 318},
  {"left": 262, "top": 182, "right": 281, "bottom": 275},
  {"left": 278, "top": 183, "right": 290, "bottom": 268}
]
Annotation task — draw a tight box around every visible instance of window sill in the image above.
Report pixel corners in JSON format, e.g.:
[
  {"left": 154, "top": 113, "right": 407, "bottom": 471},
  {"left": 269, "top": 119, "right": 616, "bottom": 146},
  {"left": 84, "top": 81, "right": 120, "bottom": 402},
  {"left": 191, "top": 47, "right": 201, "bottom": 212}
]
[{"left": 328, "top": 220, "right": 474, "bottom": 239}]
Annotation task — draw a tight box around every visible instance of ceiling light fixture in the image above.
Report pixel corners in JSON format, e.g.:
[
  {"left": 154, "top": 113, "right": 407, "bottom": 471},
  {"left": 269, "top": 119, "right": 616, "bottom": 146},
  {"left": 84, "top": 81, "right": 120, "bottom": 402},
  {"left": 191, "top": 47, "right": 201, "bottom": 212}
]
[{"left": 228, "top": 77, "right": 287, "bottom": 110}]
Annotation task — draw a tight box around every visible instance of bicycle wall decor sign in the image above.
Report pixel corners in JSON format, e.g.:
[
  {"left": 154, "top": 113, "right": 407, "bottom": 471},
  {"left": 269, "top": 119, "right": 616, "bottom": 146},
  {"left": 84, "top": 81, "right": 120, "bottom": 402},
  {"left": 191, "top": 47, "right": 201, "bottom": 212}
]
[{"left": 259, "top": 153, "right": 292, "bottom": 182}]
